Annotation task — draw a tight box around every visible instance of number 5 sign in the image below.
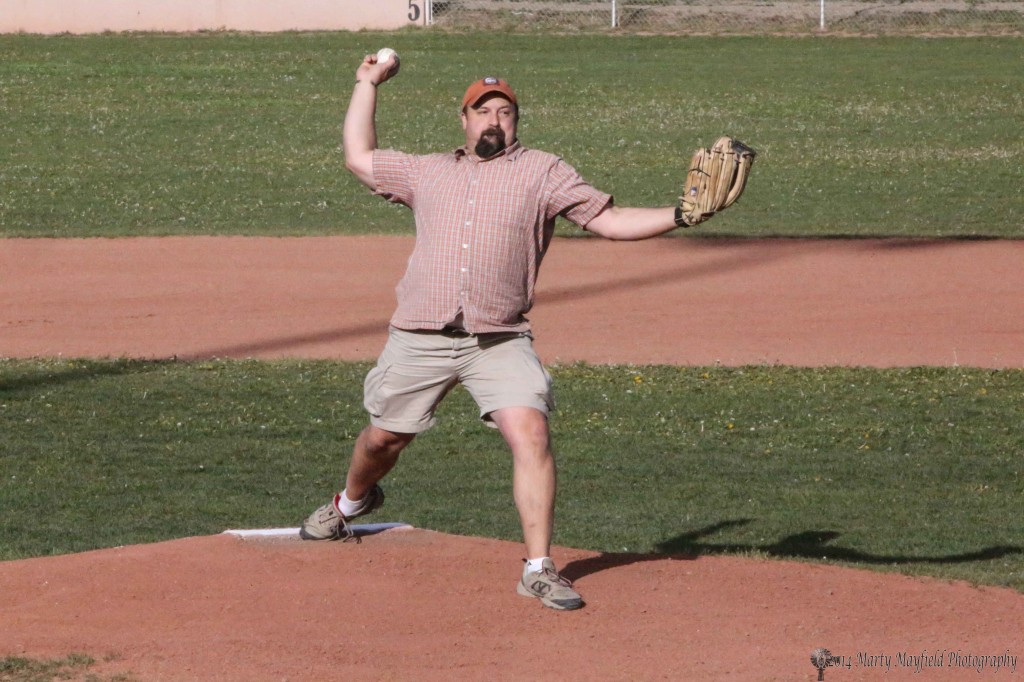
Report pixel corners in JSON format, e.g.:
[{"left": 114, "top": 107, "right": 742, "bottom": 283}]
[{"left": 407, "top": 0, "right": 432, "bottom": 24}]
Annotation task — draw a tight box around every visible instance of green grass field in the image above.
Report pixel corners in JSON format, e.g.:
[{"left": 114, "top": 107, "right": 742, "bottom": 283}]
[
  {"left": 1, "top": 32, "right": 1022, "bottom": 237},
  {"left": 2, "top": 359, "right": 1022, "bottom": 591},
  {"left": 1, "top": 32, "right": 1022, "bottom": 599},
  {"left": 0, "top": 654, "right": 132, "bottom": 682}
]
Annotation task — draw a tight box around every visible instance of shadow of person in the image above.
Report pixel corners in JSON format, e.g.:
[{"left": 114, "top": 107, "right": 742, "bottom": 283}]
[
  {"left": 560, "top": 519, "right": 1023, "bottom": 583},
  {"left": 656, "top": 524, "right": 1024, "bottom": 566},
  {"left": 561, "top": 519, "right": 753, "bottom": 581},
  {"left": 560, "top": 551, "right": 695, "bottom": 583}
]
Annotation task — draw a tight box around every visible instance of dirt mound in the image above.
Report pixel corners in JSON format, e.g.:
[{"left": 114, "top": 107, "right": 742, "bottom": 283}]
[{"left": 2, "top": 529, "right": 1021, "bottom": 681}]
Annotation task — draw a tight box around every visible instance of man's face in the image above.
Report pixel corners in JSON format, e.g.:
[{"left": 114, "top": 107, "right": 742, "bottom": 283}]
[{"left": 461, "top": 93, "right": 518, "bottom": 159}]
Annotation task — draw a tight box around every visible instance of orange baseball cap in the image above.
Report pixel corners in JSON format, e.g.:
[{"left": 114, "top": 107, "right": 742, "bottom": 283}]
[{"left": 461, "top": 77, "right": 517, "bottom": 110}]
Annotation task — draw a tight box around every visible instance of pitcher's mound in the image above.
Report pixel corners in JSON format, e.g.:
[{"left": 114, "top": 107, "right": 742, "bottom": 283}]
[{"left": 1, "top": 528, "right": 1020, "bottom": 681}]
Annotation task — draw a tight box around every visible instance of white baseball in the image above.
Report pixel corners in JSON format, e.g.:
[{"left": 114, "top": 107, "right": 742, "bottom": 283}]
[{"left": 376, "top": 48, "right": 398, "bottom": 65}]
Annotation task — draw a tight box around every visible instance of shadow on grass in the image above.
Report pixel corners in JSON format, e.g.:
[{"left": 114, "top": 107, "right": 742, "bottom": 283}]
[
  {"left": 0, "top": 358, "right": 170, "bottom": 395},
  {"left": 561, "top": 518, "right": 1023, "bottom": 582}
]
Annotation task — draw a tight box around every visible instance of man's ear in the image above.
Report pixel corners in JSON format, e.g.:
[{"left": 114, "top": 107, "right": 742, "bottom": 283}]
[{"left": 460, "top": 110, "right": 468, "bottom": 131}]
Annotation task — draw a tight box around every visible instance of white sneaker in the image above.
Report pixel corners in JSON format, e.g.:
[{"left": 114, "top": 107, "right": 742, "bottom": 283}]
[
  {"left": 299, "top": 485, "right": 385, "bottom": 541},
  {"left": 516, "top": 558, "right": 584, "bottom": 610}
]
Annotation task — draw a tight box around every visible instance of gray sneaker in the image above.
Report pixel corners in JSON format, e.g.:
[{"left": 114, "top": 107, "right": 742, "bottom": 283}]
[
  {"left": 299, "top": 485, "right": 385, "bottom": 542},
  {"left": 516, "top": 558, "right": 584, "bottom": 611}
]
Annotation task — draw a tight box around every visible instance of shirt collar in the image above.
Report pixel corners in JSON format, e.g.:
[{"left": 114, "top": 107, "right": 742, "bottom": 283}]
[{"left": 455, "top": 139, "right": 524, "bottom": 163}]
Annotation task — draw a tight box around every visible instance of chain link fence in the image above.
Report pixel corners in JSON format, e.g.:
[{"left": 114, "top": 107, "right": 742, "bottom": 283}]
[{"left": 426, "top": 0, "right": 1024, "bottom": 35}]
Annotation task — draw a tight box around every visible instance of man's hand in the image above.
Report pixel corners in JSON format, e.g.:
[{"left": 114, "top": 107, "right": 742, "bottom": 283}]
[{"left": 357, "top": 51, "right": 400, "bottom": 87}]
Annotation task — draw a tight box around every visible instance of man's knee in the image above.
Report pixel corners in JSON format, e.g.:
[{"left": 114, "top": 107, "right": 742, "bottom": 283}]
[
  {"left": 492, "top": 407, "right": 551, "bottom": 454},
  {"left": 360, "top": 425, "right": 415, "bottom": 457}
]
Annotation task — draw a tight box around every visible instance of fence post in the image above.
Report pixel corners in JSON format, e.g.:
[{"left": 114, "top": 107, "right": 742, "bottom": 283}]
[
  {"left": 820, "top": 0, "right": 825, "bottom": 30},
  {"left": 612, "top": 0, "right": 617, "bottom": 28}
]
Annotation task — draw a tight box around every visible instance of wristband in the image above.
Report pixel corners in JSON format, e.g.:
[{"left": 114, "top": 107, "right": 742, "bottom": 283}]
[{"left": 674, "top": 205, "right": 690, "bottom": 228}]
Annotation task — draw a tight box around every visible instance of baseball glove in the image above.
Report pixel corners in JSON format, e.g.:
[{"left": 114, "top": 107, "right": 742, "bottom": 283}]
[{"left": 676, "top": 136, "right": 756, "bottom": 228}]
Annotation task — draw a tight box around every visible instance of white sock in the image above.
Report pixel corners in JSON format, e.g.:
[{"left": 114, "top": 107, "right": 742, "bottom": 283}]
[
  {"left": 526, "top": 557, "right": 551, "bottom": 574},
  {"left": 335, "top": 490, "right": 364, "bottom": 517}
]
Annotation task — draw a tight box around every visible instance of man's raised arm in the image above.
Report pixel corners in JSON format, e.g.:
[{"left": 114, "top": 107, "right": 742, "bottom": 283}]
[{"left": 343, "top": 52, "right": 400, "bottom": 190}]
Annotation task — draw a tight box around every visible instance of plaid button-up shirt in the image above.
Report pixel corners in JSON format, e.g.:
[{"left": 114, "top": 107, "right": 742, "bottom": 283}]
[{"left": 372, "top": 141, "right": 612, "bottom": 333}]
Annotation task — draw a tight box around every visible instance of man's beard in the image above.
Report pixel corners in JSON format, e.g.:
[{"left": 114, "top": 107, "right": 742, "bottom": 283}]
[{"left": 474, "top": 127, "right": 507, "bottom": 158}]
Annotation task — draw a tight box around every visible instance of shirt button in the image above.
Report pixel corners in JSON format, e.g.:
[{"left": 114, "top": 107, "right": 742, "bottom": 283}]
[
  {"left": 462, "top": 243, "right": 469, "bottom": 249},
  {"left": 461, "top": 267, "right": 467, "bottom": 273}
]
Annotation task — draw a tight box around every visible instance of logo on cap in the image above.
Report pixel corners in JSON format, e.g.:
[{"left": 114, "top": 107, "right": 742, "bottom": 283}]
[{"left": 462, "top": 77, "right": 518, "bottom": 109}]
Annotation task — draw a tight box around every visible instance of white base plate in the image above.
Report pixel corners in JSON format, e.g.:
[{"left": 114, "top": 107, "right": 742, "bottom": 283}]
[{"left": 223, "top": 522, "right": 412, "bottom": 538}]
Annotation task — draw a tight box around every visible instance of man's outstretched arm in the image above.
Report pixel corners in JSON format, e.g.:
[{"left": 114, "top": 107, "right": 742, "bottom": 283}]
[
  {"left": 585, "top": 136, "right": 757, "bottom": 239},
  {"left": 584, "top": 205, "right": 679, "bottom": 241}
]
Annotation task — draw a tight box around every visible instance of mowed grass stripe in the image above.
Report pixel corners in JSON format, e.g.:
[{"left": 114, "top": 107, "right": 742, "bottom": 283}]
[
  {"left": 1, "top": 358, "right": 1021, "bottom": 591},
  {"left": 0, "top": 32, "right": 1021, "bottom": 237}
]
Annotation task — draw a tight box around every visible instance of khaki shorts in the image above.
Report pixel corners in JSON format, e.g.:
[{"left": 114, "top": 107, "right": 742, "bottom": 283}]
[{"left": 363, "top": 327, "right": 554, "bottom": 434}]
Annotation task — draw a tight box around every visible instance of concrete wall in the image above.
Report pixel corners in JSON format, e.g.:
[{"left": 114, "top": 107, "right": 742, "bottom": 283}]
[{"left": 0, "top": 0, "right": 427, "bottom": 34}]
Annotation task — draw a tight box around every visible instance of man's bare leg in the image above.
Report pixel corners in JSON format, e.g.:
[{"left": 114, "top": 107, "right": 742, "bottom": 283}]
[
  {"left": 490, "top": 406, "right": 556, "bottom": 560},
  {"left": 344, "top": 424, "right": 415, "bottom": 501}
]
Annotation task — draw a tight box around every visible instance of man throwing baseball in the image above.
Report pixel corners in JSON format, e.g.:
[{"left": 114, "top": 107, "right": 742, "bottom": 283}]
[{"left": 299, "top": 50, "right": 753, "bottom": 611}]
